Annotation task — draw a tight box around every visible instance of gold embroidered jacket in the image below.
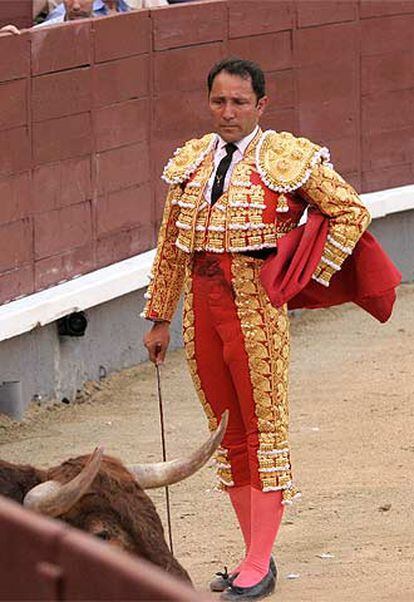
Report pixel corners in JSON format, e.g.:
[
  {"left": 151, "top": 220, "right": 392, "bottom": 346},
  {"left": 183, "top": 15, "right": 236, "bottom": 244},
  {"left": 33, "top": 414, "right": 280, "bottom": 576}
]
[{"left": 142, "top": 129, "right": 371, "bottom": 322}]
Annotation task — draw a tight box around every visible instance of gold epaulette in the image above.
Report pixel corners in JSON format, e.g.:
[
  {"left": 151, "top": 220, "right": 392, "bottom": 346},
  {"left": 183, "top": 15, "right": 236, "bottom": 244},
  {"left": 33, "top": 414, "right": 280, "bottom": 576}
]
[
  {"left": 162, "top": 133, "right": 217, "bottom": 185},
  {"left": 255, "top": 130, "right": 332, "bottom": 193}
]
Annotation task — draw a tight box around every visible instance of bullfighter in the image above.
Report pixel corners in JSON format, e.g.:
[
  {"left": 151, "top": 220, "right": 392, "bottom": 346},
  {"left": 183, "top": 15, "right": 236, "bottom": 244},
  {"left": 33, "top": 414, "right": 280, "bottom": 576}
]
[{"left": 142, "top": 57, "right": 392, "bottom": 600}]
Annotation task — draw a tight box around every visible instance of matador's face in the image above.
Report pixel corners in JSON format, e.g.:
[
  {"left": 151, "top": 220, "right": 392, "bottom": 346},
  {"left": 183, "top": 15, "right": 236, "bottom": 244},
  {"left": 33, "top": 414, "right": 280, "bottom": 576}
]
[{"left": 208, "top": 72, "right": 268, "bottom": 143}]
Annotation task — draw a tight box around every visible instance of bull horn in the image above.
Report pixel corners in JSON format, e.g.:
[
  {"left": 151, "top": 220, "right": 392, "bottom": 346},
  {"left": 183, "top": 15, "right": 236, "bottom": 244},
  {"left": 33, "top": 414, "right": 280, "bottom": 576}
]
[
  {"left": 129, "top": 410, "right": 229, "bottom": 489},
  {"left": 23, "top": 446, "right": 104, "bottom": 517}
]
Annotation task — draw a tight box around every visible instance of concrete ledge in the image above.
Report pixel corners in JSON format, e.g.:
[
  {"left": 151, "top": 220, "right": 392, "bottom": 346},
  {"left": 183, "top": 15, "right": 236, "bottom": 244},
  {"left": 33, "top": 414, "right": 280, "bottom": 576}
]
[
  {"left": 0, "top": 184, "right": 413, "bottom": 344},
  {"left": 0, "top": 289, "right": 183, "bottom": 407},
  {"left": 362, "top": 184, "right": 414, "bottom": 219},
  {"left": 0, "top": 250, "right": 155, "bottom": 343}
]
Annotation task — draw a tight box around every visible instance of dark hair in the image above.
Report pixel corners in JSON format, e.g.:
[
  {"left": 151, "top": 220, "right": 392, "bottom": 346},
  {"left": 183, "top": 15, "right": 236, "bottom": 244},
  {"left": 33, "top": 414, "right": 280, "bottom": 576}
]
[{"left": 207, "top": 57, "right": 266, "bottom": 100}]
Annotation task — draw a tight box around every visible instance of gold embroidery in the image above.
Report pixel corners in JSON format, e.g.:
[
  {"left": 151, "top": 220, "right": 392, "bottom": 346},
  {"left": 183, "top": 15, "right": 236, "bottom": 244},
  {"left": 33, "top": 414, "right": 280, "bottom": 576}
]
[
  {"left": 175, "top": 158, "right": 215, "bottom": 253},
  {"left": 214, "top": 447, "right": 235, "bottom": 489},
  {"left": 276, "top": 193, "right": 289, "bottom": 213},
  {"left": 182, "top": 267, "right": 233, "bottom": 489},
  {"left": 300, "top": 164, "right": 371, "bottom": 286},
  {"left": 150, "top": 132, "right": 369, "bottom": 317},
  {"left": 231, "top": 255, "right": 300, "bottom": 504},
  {"left": 142, "top": 185, "right": 187, "bottom": 321},
  {"left": 256, "top": 130, "right": 331, "bottom": 192},
  {"left": 232, "top": 162, "right": 253, "bottom": 187},
  {"left": 249, "top": 185, "right": 266, "bottom": 206},
  {"left": 193, "top": 204, "right": 209, "bottom": 249},
  {"left": 163, "top": 133, "right": 217, "bottom": 185},
  {"left": 161, "top": 130, "right": 317, "bottom": 256}
]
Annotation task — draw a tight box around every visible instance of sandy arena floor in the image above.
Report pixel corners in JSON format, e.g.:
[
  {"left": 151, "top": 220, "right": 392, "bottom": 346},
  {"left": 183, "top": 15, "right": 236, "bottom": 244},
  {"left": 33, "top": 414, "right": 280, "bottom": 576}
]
[{"left": 1, "top": 285, "right": 413, "bottom": 601}]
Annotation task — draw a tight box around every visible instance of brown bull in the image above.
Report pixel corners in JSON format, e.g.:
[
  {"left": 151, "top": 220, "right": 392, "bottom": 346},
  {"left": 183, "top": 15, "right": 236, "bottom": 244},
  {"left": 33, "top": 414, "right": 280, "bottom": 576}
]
[{"left": 0, "top": 411, "right": 228, "bottom": 583}]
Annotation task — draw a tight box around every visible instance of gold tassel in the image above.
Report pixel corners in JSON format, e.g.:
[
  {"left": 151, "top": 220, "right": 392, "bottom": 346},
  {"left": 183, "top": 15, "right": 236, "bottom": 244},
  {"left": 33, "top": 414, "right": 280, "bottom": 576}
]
[{"left": 276, "top": 193, "right": 289, "bottom": 213}]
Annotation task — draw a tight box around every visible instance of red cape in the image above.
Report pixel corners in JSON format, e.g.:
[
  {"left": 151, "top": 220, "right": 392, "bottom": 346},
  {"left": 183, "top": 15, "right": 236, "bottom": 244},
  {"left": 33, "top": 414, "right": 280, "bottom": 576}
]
[{"left": 260, "top": 210, "right": 401, "bottom": 323}]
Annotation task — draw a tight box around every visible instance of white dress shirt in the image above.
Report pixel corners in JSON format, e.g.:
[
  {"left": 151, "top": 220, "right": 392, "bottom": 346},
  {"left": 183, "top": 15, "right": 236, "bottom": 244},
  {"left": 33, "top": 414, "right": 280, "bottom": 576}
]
[{"left": 204, "top": 126, "right": 259, "bottom": 203}]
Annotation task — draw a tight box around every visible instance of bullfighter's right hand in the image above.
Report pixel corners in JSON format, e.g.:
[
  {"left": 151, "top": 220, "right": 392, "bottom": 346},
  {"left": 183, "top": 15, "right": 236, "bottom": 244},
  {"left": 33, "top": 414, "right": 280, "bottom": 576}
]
[{"left": 144, "top": 321, "right": 170, "bottom": 365}]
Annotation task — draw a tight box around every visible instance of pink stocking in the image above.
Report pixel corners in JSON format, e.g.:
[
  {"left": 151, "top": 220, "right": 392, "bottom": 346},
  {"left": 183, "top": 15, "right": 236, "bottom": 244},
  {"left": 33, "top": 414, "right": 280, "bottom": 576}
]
[
  {"left": 228, "top": 485, "right": 251, "bottom": 573},
  {"left": 233, "top": 488, "right": 284, "bottom": 587}
]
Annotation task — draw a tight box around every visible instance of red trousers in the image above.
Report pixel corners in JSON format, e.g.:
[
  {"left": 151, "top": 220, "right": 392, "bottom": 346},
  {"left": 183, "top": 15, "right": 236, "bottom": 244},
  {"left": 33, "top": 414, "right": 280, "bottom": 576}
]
[{"left": 182, "top": 252, "right": 299, "bottom": 503}]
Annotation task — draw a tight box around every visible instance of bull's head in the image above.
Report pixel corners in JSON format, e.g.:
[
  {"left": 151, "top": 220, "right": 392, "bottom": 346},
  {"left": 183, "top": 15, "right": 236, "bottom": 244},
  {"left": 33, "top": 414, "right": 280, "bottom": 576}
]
[{"left": 16, "top": 411, "right": 229, "bottom": 581}]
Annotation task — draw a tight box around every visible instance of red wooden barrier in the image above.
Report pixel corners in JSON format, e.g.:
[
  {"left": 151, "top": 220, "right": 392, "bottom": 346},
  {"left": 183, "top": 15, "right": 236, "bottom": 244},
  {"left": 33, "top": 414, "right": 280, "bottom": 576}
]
[{"left": 0, "top": 495, "right": 212, "bottom": 601}]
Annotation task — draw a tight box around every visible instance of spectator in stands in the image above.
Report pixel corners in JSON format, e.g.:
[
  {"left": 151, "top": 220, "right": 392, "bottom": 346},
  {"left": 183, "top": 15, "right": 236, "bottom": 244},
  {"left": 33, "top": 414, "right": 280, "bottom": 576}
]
[
  {"left": 1, "top": 0, "right": 165, "bottom": 36},
  {"left": 33, "top": 0, "right": 61, "bottom": 22},
  {"left": 34, "top": 0, "right": 93, "bottom": 25},
  {"left": 98, "top": 0, "right": 131, "bottom": 14},
  {"left": 34, "top": 0, "right": 129, "bottom": 27}
]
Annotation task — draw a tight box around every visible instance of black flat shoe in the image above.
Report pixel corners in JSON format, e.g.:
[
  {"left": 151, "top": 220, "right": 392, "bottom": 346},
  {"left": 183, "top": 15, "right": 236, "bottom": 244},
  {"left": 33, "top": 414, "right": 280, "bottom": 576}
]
[
  {"left": 209, "top": 567, "right": 238, "bottom": 592},
  {"left": 269, "top": 555, "right": 277, "bottom": 579},
  {"left": 220, "top": 568, "right": 275, "bottom": 601},
  {"left": 210, "top": 557, "right": 276, "bottom": 593},
  {"left": 212, "top": 556, "right": 277, "bottom": 592}
]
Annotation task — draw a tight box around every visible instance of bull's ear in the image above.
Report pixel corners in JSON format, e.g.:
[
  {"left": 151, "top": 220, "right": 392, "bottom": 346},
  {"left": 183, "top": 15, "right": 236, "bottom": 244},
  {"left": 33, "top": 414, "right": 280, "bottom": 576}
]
[
  {"left": 23, "top": 446, "right": 104, "bottom": 517},
  {"left": 128, "top": 410, "right": 229, "bottom": 489}
]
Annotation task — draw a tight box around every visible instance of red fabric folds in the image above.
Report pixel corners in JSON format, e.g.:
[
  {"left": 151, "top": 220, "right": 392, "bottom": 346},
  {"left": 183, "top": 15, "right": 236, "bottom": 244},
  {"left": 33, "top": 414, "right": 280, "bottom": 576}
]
[{"left": 260, "top": 209, "right": 402, "bottom": 323}]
